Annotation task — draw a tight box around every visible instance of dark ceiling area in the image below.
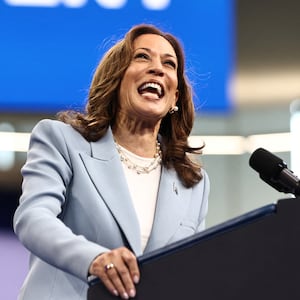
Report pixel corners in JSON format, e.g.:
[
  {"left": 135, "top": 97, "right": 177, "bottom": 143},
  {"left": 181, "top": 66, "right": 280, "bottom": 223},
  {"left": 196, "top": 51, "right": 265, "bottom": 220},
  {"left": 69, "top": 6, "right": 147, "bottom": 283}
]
[{"left": 237, "top": 0, "right": 300, "bottom": 71}]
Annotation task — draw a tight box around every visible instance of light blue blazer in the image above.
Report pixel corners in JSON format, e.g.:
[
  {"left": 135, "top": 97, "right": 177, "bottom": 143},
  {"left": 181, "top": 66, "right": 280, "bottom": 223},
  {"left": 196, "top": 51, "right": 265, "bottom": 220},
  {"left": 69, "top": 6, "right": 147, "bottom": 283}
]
[{"left": 14, "top": 119, "right": 209, "bottom": 300}]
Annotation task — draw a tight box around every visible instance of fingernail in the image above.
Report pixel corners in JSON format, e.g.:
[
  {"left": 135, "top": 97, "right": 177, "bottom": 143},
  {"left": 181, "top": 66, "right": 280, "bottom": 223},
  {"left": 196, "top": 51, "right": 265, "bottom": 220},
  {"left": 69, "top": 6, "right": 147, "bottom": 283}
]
[
  {"left": 129, "top": 289, "right": 136, "bottom": 298},
  {"left": 113, "top": 289, "right": 119, "bottom": 296},
  {"left": 122, "top": 292, "right": 129, "bottom": 299},
  {"left": 133, "top": 275, "right": 139, "bottom": 284}
]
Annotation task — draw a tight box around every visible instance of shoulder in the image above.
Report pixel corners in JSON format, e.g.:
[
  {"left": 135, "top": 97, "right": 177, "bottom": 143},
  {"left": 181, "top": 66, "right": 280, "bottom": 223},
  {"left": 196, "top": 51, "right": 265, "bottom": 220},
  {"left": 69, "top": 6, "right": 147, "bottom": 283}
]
[
  {"left": 29, "top": 119, "right": 90, "bottom": 154},
  {"left": 32, "top": 119, "right": 83, "bottom": 142},
  {"left": 32, "top": 119, "right": 77, "bottom": 135},
  {"left": 191, "top": 167, "right": 210, "bottom": 195},
  {"left": 201, "top": 168, "right": 210, "bottom": 186}
]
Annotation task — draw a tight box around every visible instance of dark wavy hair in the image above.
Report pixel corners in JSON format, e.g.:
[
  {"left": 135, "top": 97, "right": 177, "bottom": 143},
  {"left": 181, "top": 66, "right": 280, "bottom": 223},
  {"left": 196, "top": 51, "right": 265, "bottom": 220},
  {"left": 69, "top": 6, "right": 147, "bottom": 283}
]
[{"left": 58, "top": 24, "right": 204, "bottom": 188}]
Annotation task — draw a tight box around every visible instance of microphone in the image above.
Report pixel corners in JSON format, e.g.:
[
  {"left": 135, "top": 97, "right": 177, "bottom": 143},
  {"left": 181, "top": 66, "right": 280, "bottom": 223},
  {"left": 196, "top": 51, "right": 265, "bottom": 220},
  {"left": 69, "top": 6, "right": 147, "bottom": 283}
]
[{"left": 249, "top": 147, "right": 300, "bottom": 196}]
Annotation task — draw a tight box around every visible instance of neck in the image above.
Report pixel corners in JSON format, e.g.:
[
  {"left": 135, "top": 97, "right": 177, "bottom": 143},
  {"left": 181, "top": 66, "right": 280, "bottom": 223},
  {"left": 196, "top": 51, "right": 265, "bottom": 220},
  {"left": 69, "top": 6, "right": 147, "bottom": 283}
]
[
  {"left": 113, "top": 133, "right": 159, "bottom": 158},
  {"left": 113, "top": 124, "right": 160, "bottom": 158},
  {"left": 112, "top": 113, "right": 162, "bottom": 158}
]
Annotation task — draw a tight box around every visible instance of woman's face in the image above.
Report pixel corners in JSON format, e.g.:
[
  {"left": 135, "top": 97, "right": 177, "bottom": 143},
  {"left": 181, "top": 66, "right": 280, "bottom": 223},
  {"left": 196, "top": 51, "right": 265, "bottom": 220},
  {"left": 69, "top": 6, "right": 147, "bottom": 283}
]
[{"left": 118, "top": 33, "right": 179, "bottom": 123}]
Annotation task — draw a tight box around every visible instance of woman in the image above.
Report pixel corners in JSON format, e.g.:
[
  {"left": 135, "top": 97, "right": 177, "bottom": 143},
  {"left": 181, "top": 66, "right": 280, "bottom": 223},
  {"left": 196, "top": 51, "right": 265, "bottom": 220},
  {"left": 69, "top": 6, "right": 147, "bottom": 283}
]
[{"left": 14, "top": 24, "right": 209, "bottom": 299}]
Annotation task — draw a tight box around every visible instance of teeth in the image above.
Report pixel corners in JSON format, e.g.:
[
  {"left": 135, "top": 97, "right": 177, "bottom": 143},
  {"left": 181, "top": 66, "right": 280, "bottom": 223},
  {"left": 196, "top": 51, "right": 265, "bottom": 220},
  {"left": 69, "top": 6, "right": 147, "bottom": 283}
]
[{"left": 140, "top": 82, "right": 162, "bottom": 96}]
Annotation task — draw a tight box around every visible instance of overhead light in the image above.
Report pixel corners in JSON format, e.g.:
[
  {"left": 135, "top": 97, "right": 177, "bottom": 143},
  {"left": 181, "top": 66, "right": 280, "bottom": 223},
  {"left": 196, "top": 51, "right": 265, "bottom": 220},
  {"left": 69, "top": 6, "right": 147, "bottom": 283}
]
[
  {"left": 290, "top": 99, "right": 300, "bottom": 176},
  {"left": 0, "top": 132, "right": 30, "bottom": 152},
  {"left": 0, "top": 123, "right": 16, "bottom": 170},
  {"left": 0, "top": 131, "right": 292, "bottom": 155},
  {"left": 246, "top": 132, "right": 291, "bottom": 153},
  {"left": 189, "top": 135, "right": 246, "bottom": 155}
]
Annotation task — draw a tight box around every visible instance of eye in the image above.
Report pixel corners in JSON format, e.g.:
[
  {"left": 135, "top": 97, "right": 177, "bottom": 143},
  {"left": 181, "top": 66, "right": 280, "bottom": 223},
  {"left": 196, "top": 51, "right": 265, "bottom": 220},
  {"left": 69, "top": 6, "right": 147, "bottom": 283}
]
[
  {"left": 164, "top": 60, "right": 177, "bottom": 69},
  {"left": 134, "top": 52, "right": 149, "bottom": 60}
]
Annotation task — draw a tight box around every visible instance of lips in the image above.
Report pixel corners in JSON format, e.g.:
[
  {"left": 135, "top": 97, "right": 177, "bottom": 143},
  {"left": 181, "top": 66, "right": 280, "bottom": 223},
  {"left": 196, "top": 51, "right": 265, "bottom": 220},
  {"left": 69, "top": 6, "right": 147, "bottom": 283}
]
[{"left": 138, "top": 82, "right": 164, "bottom": 98}]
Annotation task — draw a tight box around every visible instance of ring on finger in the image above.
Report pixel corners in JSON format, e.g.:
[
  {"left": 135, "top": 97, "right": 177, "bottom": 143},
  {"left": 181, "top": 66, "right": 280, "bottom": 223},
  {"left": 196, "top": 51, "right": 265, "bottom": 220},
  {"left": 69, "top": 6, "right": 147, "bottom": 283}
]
[{"left": 104, "top": 263, "right": 115, "bottom": 272}]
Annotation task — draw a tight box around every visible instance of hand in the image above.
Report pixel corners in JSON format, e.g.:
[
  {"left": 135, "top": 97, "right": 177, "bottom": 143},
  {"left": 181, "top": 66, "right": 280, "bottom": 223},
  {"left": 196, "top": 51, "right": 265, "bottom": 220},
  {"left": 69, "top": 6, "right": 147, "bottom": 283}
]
[{"left": 89, "top": 247, "right": 140, "bottom": 299}]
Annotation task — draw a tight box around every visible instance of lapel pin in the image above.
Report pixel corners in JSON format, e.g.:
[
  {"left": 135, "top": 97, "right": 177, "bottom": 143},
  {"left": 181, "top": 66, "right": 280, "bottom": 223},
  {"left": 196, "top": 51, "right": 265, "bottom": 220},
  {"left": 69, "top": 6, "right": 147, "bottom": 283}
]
[{"left": 173, "top": 182, "right": 178, "bottom": 195}]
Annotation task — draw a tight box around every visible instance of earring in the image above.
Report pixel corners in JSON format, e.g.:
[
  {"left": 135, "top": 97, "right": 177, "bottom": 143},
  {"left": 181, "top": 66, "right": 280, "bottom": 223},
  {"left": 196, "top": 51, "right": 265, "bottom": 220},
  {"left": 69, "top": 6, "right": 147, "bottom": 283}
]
[{"left": 169, "top": 106, "right": 179, "bottom": 114}]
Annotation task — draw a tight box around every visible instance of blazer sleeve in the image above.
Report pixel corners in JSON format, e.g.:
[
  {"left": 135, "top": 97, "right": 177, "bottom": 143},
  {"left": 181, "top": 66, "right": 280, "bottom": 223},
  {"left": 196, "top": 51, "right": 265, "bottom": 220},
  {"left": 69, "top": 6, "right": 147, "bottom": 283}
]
[
  {"left": 13, "top": 119, "right": 109, "bottom": 282},
  {"left": 196, "top": 169, "right": 210, "bottom": 232}
]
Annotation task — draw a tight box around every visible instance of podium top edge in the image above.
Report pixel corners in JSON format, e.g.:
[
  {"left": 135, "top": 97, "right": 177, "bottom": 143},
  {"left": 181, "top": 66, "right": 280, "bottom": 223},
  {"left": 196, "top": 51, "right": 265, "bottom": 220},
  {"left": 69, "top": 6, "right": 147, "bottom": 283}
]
[{"left": 139, "top": 202, "right": 277, "bottom": 265}]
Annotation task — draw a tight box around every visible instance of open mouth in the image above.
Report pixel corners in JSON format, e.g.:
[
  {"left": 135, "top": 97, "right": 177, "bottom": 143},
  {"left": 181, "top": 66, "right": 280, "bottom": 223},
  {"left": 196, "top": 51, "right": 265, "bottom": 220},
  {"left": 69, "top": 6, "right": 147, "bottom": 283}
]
[{"left": 138, "top": 82, "right": 164, "bottom": 99}]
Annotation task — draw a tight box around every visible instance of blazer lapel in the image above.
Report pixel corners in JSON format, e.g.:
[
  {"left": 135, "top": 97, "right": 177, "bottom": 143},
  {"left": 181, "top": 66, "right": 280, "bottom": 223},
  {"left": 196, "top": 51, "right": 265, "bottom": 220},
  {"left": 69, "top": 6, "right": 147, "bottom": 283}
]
[
  {"left": 144, "top": 167, "right": 190, "bottom": 253},
  {"left": 79, "top": 128, "right": 142, "bottom": 255}
]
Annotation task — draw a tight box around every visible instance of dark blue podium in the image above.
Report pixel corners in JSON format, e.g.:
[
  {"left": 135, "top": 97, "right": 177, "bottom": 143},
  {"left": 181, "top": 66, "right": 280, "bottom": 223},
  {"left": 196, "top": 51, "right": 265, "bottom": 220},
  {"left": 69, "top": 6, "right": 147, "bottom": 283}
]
[{"left": 88, "top": 197, "right": 300, "bottom": 300}]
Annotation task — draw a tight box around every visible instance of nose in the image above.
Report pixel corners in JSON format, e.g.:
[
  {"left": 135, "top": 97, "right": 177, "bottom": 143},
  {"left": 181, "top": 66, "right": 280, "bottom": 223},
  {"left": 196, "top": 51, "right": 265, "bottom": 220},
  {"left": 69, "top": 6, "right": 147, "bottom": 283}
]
[{"left": 148, "top": 59, "right": 164, "bottom": 76}]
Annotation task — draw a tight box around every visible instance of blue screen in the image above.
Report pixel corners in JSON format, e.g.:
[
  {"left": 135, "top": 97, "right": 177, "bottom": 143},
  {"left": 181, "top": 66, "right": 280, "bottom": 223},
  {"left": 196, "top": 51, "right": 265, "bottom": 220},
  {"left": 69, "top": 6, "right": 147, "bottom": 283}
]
[{"left": 0, "top": 0, "right": 235, "bottom": 113}]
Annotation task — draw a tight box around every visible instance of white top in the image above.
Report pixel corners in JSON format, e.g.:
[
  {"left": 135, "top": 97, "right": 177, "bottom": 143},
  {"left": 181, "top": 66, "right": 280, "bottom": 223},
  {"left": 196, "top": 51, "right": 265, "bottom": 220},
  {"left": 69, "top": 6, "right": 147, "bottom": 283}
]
[{"left": 117, "top": 145, "right": 161, "bottom": 252}]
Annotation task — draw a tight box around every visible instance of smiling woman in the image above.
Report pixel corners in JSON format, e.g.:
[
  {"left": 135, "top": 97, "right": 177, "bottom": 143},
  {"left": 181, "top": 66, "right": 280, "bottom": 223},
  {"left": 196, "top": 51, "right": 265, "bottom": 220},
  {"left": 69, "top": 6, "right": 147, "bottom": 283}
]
[
  {"left": 117, "top": 33, "right": 178, "bottom": 127},
  {"left": 13, "top": 24, "right": 210, "bottom": 300}
]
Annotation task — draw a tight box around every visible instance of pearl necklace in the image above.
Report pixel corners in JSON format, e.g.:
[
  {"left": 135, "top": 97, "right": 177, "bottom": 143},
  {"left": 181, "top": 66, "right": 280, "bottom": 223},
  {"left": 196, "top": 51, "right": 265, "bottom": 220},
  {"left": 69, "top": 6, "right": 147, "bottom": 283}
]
[{"left": 115, "top": 140, "right": 162, "bottom": 174}]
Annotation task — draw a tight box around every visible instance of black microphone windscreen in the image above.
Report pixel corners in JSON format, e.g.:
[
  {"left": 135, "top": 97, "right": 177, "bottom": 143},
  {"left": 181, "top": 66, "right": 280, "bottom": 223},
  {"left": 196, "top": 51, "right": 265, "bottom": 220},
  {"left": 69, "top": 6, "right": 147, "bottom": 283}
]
[{"left": 249, "top": 148, "right": 284, "bottom": 179}]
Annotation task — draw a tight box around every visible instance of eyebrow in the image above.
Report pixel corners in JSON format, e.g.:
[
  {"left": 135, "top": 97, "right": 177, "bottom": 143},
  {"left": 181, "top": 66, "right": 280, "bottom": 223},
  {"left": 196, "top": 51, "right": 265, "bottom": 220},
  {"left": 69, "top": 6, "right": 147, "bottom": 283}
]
[{"left": 135, "top": 47, "right": 177, "bottom": 59}]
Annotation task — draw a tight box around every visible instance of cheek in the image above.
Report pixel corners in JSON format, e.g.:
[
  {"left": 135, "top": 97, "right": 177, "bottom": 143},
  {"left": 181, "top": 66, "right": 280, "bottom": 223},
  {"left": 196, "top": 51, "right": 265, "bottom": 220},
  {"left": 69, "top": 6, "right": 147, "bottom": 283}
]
[{"left": 120, "top": 68, "right": 137, "bottom": 94}]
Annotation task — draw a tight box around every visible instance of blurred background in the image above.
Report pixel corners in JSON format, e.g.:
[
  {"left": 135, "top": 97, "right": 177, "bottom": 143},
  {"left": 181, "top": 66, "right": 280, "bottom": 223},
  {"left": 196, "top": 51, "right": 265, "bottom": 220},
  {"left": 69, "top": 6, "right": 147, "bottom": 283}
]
[{"left": 1, "top": 0, "right": 300, "bottom": 298}]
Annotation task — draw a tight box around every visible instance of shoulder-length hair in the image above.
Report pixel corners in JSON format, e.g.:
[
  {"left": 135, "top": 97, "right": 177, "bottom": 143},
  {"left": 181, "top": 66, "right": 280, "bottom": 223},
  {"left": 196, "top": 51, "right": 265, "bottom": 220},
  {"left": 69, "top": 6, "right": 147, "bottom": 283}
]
[{"left": 58, "top": 24, "right": 204, "bottom": 188}]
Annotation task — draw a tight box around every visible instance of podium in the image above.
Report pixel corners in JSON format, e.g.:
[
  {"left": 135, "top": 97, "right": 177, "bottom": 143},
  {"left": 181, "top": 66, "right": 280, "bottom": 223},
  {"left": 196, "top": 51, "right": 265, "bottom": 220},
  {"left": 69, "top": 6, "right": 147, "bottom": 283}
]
[{"left": 88, "top": 197, "right": 300, "bottom": 300}]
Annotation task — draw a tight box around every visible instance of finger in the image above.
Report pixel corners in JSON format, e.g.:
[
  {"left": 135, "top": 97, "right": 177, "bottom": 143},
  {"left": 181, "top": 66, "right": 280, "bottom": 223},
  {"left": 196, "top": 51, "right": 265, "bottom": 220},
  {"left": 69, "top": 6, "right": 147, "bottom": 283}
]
[
  {"left": 89, "top": 249, "right": 139, "bottom": 298},
  {"left": 114, "top": 263, "right": 136, "bottom": 298},
  {"left": 122, "top": 250, "right": 140, "bottom": 284},
  {"left": 106, "top": 265, "right": 132, "bottom": 299},
  {"left": 100, "top": 274, "right": 119, "bottom": 297},
  {"left": 104, "top": 247, "right": 139, "bottom": 285},
  {"left": 91, "top": 261, "right": 119, "bottom": 297}
]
